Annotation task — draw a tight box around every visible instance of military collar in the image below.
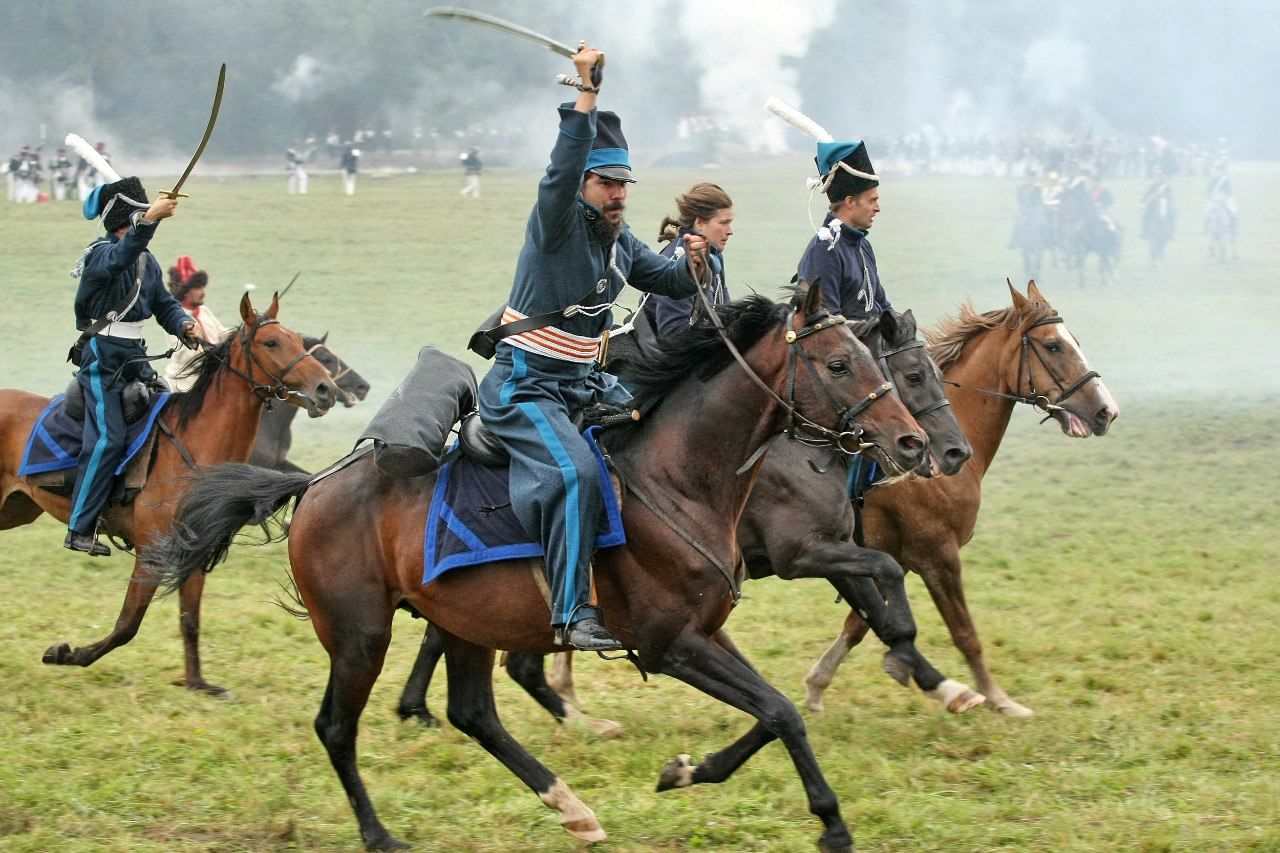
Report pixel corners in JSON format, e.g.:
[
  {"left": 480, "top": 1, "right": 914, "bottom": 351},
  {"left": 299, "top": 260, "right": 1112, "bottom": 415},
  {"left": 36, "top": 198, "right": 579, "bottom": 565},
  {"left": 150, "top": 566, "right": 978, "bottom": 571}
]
[{"left": 821, "top": 212, "right": 868, "bottom": 243}]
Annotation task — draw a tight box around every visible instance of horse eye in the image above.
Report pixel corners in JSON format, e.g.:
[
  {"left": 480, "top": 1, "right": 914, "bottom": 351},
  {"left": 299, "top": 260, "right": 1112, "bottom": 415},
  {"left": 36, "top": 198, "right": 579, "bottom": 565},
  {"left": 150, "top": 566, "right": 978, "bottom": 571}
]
[
  {"left": 264, "top": 339, "right": 279, "bottom": 349},
  {"left": 906, "top": 373, "right": 923, "bottom": 386},
  {"left": 827, "top": 360, "right": 848, "bottom": 375},
  {"left": 1045, "top": 342, "right": 1062, "bottom": 353}
]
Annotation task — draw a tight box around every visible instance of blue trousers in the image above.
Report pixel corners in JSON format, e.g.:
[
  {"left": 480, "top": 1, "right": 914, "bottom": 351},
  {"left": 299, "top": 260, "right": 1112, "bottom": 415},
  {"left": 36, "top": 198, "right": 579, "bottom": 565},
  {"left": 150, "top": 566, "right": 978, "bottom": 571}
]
[
  {"left": 68, "top": 336, "right": 153, "bottom": 535},
  {"left": 478, "top": 347, "right": 630, "bottom": 627}
]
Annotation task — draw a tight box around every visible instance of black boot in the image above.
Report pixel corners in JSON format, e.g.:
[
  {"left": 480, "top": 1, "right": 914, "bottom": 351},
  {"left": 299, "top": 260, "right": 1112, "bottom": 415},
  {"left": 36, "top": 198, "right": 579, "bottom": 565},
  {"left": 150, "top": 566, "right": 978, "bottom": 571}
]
[
  {"left": 558, "top": 617, "right": 623, "bottom": 652},
  {"left": 64, "top": 529, "right": 111, "bottom": 557}
]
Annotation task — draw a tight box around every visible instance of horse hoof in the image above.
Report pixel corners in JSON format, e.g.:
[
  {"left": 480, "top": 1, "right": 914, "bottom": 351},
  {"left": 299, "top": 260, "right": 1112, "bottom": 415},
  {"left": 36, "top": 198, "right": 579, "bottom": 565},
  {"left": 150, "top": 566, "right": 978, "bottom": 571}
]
[
  {"left": 994, "top": 699, "right": 1035, "bottom": 718},
  {"left": 364, "top": 833, "right": 411, "bottom": 851},
  {"left": 42, "top": 642, "right": 72, "bottom": 665},
  {"left": 396, "top": 705, "right": 441, "bottom": 728},
  {"left": 817, "top": 829, "right": 855, "bottom": 852},
  {"left": 880, "top": 650, "right": 912, "bottom": 687},
  {"left": 656, "top": 754, "right": 695, "bottom": 792},
  {"left": 946, "top": 690, "right": 986, "bottom": 715}
]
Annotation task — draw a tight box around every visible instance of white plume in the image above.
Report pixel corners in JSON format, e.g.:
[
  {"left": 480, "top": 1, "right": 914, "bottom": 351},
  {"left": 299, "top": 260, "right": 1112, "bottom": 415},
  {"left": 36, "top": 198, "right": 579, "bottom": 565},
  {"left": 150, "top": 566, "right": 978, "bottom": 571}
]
[
  {"left": 764, "top": 96, "right": 833, "bottom": 142},
  {"left": 65, "top": 134, "right": 120, "bottom": 182}
]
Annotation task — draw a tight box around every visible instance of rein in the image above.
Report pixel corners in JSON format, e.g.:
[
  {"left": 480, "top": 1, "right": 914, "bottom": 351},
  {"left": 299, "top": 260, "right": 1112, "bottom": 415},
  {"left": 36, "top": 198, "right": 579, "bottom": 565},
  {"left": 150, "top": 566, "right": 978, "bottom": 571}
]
[{"left": 942, "top": 316, "right": 1100, "bottom": 419}]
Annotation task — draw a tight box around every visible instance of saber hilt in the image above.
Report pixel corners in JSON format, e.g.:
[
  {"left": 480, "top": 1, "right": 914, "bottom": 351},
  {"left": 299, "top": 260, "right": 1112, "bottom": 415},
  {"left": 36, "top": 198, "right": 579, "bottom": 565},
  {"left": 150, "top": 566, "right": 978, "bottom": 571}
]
[{"left": 556, "top": 74, "right": 598, "bottom": 93}]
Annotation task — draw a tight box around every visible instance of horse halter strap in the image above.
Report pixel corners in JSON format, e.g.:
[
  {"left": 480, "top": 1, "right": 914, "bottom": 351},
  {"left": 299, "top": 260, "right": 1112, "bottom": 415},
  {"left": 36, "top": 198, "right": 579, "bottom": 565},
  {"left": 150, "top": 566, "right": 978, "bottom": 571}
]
[
  {"left": 876, "top": 339, "right": 952, "bottom": 419},
  {"left": 211, "top": 318, "right": 315, "bottom": 403},
  {"left": 945, "top": 316, "right": 1101, "bottom": 416}
]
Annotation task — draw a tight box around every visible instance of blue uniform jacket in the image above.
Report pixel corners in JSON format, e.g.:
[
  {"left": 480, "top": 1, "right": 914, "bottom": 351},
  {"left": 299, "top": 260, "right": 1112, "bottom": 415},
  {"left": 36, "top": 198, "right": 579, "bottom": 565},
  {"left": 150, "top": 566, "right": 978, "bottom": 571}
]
[
  {"left": 501, "top": 104, "right": 697, "bottom": 357},
  {"left": 796, "top": 212, "right": 890, "bottom": 319},
  {"left": 647, "top": 226, "right": 728, "bottom": 338},
  {"left": 73, "top": 221, "right": 192, "bottom": 336}
]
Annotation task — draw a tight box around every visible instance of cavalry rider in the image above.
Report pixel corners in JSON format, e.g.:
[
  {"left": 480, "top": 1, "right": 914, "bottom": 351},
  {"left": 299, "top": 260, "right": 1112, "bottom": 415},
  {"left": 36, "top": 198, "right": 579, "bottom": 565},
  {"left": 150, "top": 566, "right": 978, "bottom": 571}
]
[
  {"left": 65, "top": 176, "right": 197, "bottom": 556},
  {"left": 164, "top": 256, "right": 227, "bottom": 391},
  {"left": 1205, "top": 159, "right": 1237, "bottom": 235},
  {"left": 476, "top": 44, "right": 706, "bottom": 651},
  {"left": 796, "top": 136, "right": 890, "bottom": 319},
  {"left": 647, "top": 181, "right": 734, "bottom": 337}
]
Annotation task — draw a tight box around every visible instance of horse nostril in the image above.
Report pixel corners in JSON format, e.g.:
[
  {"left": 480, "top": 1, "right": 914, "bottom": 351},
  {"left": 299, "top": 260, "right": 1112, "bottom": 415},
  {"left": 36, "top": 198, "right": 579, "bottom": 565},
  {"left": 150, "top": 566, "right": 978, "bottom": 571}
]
[
  {"left": 316, "top": 383, "right": 333, "bottom": 400},
  {"left": 898, "top": 433, "right": 927, "bottom": 459}
]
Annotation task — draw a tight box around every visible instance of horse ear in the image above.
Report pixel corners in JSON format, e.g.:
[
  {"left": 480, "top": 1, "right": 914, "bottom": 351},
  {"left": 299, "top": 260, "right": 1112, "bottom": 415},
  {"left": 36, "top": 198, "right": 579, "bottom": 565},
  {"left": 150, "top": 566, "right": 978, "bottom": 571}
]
[
  {"left": 877, "top": 308, "right": 899, "bottom": 343},
  {"left": 1026, "top": 279, "right": 1048, "bottom": 304},
  {"left": 239, "top": 291, "right": 256, "bottom": 326},
  {"left": 320, "top": 331, "right": 329, "bottom": 344},
  {"left": 1007, "top": 278, "right": 1030, "bottom": 313},
  {"left": 265, "top": 291, "right": 281, "bottom": 319},
  {"left": 900, "top": 308, "right": 917, "bottom": 336},
  {"left": 801, "top": 276, "right": 824, "bottom": 316}
]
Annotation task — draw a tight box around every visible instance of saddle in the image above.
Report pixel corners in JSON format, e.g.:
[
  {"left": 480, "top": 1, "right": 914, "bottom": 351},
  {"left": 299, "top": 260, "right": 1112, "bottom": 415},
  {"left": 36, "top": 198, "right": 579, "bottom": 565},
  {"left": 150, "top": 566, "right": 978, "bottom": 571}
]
[
  {"left": 62, "top": 376, "right": 166, "bottom": 425},
  {"left": 458, "top": 404, "right": 637, "bottom": 468}
]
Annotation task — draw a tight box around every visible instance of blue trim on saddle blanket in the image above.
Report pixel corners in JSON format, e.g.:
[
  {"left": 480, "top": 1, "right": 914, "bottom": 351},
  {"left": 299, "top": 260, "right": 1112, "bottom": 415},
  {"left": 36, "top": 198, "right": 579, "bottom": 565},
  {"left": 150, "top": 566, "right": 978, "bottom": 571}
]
[
  {"left": 422, "top": 425, "right": 625, "bottom": 585},
  {"left": 18, "top": 392, "right": 172, "bottom": 477}
]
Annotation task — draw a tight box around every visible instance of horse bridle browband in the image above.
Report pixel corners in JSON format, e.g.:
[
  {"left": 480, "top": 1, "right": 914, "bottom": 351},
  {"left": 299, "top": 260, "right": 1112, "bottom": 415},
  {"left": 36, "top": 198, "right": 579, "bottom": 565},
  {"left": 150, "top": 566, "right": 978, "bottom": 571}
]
[{"left": 944, "top": 316, "right": 1101, "bottom": 417}]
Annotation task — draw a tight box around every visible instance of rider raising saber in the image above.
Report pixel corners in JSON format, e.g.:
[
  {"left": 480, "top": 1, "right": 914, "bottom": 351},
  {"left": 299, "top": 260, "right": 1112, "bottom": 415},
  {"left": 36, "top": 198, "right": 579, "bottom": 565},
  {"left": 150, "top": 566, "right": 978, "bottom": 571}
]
[{"left": 475, "top": 45, "right": 707, "bottom": 651}]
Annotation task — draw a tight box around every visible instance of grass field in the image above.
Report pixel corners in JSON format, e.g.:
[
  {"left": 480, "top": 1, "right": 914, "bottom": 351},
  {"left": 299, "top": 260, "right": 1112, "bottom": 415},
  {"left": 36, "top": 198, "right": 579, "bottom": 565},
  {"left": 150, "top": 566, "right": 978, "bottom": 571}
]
[{"left": 0, "top": 161, "right": 1277, "bottom": 852}]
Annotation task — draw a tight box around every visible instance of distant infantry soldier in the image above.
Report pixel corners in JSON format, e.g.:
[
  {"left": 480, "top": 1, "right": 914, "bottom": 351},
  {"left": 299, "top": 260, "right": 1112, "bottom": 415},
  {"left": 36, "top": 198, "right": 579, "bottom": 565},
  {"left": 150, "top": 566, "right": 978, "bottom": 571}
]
[
  {"left": 460, "top": 146, "right": 482, "bottom": 198},
  {"left": 4, "top": 149, "right": 19, "bottom": 202},
  {"left": 474, "top": 45, "right": 706, "bottom": 650},
  {"left": 340, "top": 144, "right": 360, "bottom": 196},
  {"left": 64, "top": 176, "right": 197, "bottom": 555},
  {"left": 286, "top": 142, "right": 310, "bottom": 195},
  {"left": 50, "top": 148, "right": 75, "bottom": 201}
]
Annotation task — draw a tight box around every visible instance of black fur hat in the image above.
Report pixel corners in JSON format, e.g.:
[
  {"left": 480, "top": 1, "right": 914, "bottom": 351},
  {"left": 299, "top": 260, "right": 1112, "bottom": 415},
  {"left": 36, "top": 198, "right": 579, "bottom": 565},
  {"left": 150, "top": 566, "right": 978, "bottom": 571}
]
[{"left": 95, "top": 176, "right": 150, "bottom": 232}]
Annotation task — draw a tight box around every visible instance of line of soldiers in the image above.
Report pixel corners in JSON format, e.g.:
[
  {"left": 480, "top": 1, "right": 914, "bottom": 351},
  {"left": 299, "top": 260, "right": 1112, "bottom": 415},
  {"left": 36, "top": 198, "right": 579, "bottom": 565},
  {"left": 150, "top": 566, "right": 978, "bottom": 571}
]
[
  {"left": 5, "top": 142, "right": 113, "bottom": 204},
  {"left": 283, "top": 141, "right": 361, "bottom": 196}
]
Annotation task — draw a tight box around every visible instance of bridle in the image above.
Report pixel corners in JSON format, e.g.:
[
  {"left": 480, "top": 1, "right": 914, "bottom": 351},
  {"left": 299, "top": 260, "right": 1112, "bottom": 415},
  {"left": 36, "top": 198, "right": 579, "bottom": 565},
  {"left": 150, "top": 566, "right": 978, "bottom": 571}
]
[
  {"left": 943, "top": 316, "right": 1101, "bottom": 418},
  {"left": 200, "top": 316, "right": 321, "bottom": 407},
  {"left": 306, "top": 340, "right": 357, "bottom": 405},
  {"left": 875, "top": 337, "right": 952, "bottom": 420},
  {"left": 687, "top": 252, "right": 894, "bottom": 466}
]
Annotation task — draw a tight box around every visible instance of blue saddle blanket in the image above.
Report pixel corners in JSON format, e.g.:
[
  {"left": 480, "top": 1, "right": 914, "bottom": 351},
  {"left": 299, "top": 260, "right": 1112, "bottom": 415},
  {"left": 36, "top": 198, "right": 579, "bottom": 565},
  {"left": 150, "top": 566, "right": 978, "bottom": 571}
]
[
  {"left": 18, "top": 392, "right": 172, "bottom": 477},
  {"left": 423, "top": 426, "right": 625, "bottom": 585}
]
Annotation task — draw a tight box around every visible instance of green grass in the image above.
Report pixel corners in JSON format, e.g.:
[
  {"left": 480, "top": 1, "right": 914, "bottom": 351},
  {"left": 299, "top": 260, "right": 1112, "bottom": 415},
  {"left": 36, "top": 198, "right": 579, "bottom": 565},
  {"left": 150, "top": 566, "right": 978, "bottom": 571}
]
[{"left": 1, "top": 164, "right": 1277, "bottom": 851}]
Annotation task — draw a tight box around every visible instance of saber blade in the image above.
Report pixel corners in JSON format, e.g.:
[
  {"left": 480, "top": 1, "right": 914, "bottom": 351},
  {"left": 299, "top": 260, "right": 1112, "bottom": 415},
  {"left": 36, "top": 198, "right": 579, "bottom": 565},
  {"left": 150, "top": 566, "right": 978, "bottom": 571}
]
[
  {"left": 423, "top": 7, "right": 576, "bottom": 57},
  {"left": 164, "top": 63, "right": 226, "bottom": 199}
]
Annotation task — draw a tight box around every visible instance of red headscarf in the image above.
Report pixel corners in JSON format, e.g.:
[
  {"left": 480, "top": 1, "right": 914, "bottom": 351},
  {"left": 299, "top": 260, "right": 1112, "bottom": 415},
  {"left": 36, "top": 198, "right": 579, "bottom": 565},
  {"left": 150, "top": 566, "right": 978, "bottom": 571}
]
[{"left": 174, "top": 255, "right": 197, "bottom": 285}]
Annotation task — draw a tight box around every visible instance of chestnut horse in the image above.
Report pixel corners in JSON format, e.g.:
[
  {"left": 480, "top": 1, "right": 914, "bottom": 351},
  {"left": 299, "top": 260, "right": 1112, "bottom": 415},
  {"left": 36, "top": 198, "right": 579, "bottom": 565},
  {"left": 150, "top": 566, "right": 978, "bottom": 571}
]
[
  {"left": 396, "top": 306, "right": 986, "bottom": 736},
  {"left": 0, "top": 293, "right": 337, "bottom": 695},
  {"left": 803, "top": 280, "right": 1120, "bottom": 716},
  {"left": 149, "top": 285, "right": 927, "bottom": 851}
]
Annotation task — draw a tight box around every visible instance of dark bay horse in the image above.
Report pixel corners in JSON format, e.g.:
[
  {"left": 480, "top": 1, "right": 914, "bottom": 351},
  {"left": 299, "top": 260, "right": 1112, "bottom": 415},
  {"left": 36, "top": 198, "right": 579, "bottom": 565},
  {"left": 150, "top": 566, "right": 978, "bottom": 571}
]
[
  {"left": 1060, "top": 187, "right": 1121, "bottom": 285},
  {"left": 149, "top": 285, "right": 927, "bottom": 851},
  {"left": 396, "top": 306, "right": 986, "bottom": 736},
  {"left": 803, "top": 281, "right": 1120, "bottom": 717},
  {"left": 0, "top": 294, "right": 337, "bottom": 695},
  {"left": 249, "top": 333, "right": 371, "bottom": 474}
]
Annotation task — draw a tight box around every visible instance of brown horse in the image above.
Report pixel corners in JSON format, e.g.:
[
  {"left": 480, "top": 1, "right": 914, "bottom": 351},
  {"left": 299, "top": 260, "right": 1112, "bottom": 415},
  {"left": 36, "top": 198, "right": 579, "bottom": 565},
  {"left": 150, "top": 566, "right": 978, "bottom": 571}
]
[
  {"left": 0, "top": 293, "right": 337, "bottom": 695},
  {"left": 148, "top": 285, "right": 926, "bottom": 851},
  {"left": 803, "top": 280, "right": 1120, "bottom": 716},
  {"left": 396, "top": 306, "right": 986, "bottom": 736}
]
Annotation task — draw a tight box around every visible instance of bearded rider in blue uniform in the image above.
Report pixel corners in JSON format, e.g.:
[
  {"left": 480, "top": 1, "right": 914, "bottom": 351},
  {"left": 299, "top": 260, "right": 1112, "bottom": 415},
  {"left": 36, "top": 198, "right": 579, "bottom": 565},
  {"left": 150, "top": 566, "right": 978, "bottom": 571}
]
[
  {"left": 476, "top": 45, "right": 707, "bottom": 651},
  {"left": 65, "top": 176, "right": 197, "bottom": 555},
  {"left": 796, "top": 139, "right": 890, "bottom": 319}
]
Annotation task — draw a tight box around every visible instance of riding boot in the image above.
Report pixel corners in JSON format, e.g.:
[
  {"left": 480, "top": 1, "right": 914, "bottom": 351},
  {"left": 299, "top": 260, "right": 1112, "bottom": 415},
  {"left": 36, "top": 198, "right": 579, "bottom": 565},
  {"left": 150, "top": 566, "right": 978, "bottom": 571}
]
[
  {"left": 64, "top": 528, "right": 111, "bottom": 557},
  {"left": 557, "top": 617, "right": 623, "bottom": 652}
]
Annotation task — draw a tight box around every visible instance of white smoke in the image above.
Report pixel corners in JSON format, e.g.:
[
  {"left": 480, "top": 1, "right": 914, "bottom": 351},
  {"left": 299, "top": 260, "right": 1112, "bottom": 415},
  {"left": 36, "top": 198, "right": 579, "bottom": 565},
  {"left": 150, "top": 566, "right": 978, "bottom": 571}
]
[
  {"left": 676, "top": 1, "right": 838, "bottom": 153},
  {"left": 272, "top": 55, "right": 340, "bottom": 103}
]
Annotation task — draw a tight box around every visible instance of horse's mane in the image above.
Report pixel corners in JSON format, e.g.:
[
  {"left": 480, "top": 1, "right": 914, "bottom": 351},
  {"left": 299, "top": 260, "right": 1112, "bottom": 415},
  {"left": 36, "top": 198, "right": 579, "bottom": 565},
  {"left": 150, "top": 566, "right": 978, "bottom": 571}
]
[
  {"left": 926, "top": 300, "right": 1059, "bottom": 372},
  {"left": 171, "top": 335, "right": 236, "bottom": 429},
  {"left": 622, "top": 293, "right": 791, "bottom": 404}
]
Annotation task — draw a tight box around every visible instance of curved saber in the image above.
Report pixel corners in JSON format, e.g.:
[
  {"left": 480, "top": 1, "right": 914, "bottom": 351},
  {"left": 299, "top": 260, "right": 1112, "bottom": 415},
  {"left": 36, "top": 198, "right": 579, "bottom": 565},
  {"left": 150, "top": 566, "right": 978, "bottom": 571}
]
[
  {"left": 163, "top": 63, "right": 226, "bottom": 199},
  {"left": 423, "top": 7, "right": 576, "bottom": 56}
]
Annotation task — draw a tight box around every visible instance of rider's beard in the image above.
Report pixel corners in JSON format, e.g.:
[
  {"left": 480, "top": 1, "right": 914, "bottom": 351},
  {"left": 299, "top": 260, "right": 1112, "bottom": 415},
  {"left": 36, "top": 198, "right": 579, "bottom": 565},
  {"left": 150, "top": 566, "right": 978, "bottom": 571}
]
[{"left": 591, "top": 203, "right": 625, "bottom": 243}]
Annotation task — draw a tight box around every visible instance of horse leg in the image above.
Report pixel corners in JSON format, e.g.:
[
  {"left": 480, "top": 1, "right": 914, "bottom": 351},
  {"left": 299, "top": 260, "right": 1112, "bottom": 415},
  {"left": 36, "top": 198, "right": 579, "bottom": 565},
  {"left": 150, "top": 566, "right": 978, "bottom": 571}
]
[
  {"left": 546, "top": 650, "right": 579, "bottom": 707},
  {"left": 42, "top": 557, "right": 159, "bottom": 670},
  {"left": 655, "top": 629, "right": 853, "bottom": 853},
  {"left": 505, "top": 652, "right": 623, "bottom": 738},
  {"left": 777, "top": 540, "right": 983, "bottom": 714},
  {"left": 915, "top": 550, "right": 1033, "bottom": 717},
  {"left": 395, "top": 622, "right": 444, "bottom": 726},
  {"left": 312, "top": 588, "right": 406, "bottom": 849},
  {"left": 439, "top": 629, "right": 606, "bottom": 843},
  {"left": 803, "top": 610, "right": 871, "bottom": 713},
  {"left": 175, "top": 567, "right": 227, "bottom": 696}
]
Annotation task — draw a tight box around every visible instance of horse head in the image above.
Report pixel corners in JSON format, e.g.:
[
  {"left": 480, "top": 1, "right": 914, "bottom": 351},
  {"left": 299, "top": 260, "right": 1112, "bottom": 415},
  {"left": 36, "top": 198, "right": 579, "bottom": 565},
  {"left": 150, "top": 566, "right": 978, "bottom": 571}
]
[
  {"left": 1006, "top": 280, "right": 1119, "bottom": 437},
  {"left": 784, "top": 280, "right": 928, "bottom": 477},
  {"left": 232, "top": 292, "right": 338, "bottom": 418},
  {"left": 302, "top": 331, "right": 371, "bottom": 408},
  {"left": 860, "top": 308, "right": 972, "bottom": 477}
]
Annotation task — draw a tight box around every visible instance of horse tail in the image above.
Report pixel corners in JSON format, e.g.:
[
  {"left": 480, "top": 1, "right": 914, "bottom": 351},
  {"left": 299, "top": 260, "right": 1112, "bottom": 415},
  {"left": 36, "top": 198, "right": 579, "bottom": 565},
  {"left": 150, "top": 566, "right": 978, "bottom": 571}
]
[{"left": 146, "top": 463, "right": 311, "bottom": 594}]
